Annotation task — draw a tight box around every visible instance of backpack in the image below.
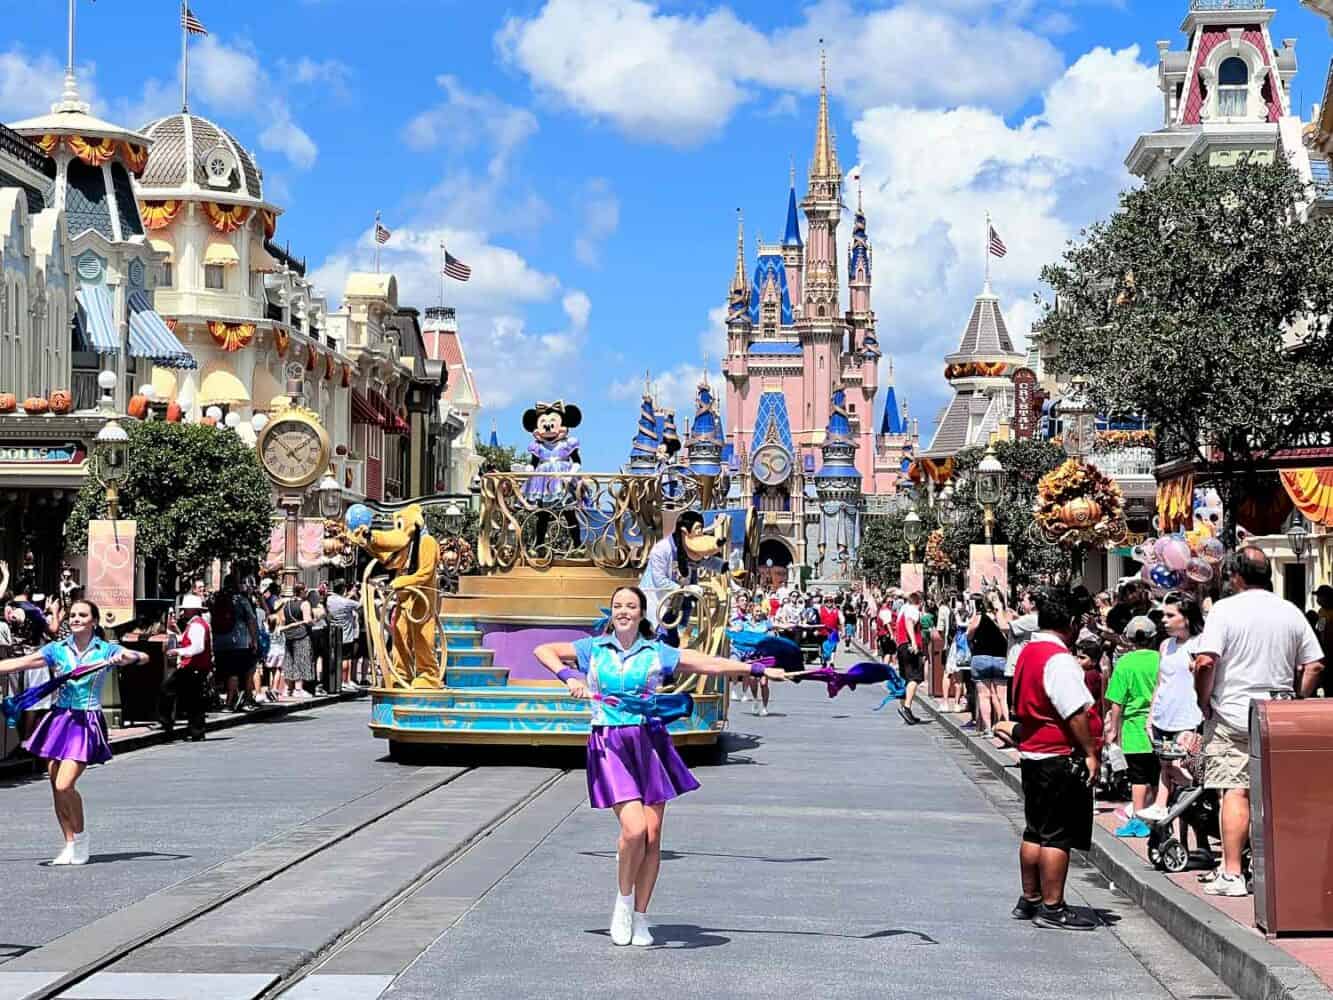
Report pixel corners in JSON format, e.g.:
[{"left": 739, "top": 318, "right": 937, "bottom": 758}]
[{"left": 209, "top": 591, "right": 237, "bottom": 635}]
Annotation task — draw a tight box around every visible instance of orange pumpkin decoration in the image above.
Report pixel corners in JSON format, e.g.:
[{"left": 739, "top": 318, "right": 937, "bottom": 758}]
[
  {"left": 22, "top": 396, "right": 49, "bottom": 415},
  {"left": 48, "top": 389, "right": 72, "bottom": 414},
  {"left": 166, "top": 402, "right": 183, "bottom": 423},
  {"left": 1059, "top": 498, "right": 1102, "bottom": 527},
  {"left": 127, "top": 394, "right": 149, "bottom": 420},
  {"left": 0, "top": 393, "right": 15, "bottom": 414},
  {"left": 201, "top": 416, "right": 218, "bottom": 427}
]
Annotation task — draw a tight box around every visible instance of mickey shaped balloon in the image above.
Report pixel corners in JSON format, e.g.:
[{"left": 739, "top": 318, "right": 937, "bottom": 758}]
[{"left": 1149, "top": 563, "right": 1182, "bottom": 590}]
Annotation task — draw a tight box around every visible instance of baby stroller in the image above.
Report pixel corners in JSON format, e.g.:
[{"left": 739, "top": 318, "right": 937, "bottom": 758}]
[{"left": 1145, "top": 736, "right": 1218, "bottom": 874}]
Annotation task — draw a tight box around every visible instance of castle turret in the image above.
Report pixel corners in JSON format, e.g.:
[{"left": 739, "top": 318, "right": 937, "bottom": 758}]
[
  {"left": 801, "top": 49, "right": 842, "bottom": 322},
  {"left": 848, "top": 178, "right": 872, "bottom": 320},
  {"left": 781, "top": 162, "right": 804, "bottom": 312},
  {"left": 723, "top": 210, "right": 751, "bottom": 392},
  {"left": 628, "top": 388, "right": 661, "bottom": 473}
]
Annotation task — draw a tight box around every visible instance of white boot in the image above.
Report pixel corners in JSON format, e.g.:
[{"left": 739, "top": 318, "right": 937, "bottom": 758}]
[
  {"left": 610, "top": 892, "right": 634, "bottom": 946},
  {"left": 50, "top": 840, "right": 75, "bottom": 866},
  {"left": 631, "top": 912, "right": 654, "bottom": 947},
  {"left": 70, "top": 833, "right": 89, "bottom": 865}
]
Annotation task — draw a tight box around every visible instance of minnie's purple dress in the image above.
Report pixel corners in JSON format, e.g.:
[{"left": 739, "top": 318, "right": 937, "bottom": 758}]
[{"left": 525, "top": 437, "right": 580, "bottom": 505}]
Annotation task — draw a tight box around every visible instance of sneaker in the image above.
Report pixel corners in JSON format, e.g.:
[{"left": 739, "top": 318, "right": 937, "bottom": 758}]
[
  {"left": 631, "top": 912, "right": 654, "bottom": 947},
  {"left": 1203, "top": 873, "right": 1250, "bottom": 897},
  {"left": 759, "top": 706, "right": 769, "bottom": 717},
  {"left": 960, "top": 721, "right": 978, "bottom": 732},
  {"left": 610, "top": 895, "right": 634, "bottom": 946},
  {"left": 70, "top": 833, "right": 89, "bottom": 865},
  {"left": 1011, "top": 896, "right": 1041, "bottom": 920},
  {"left": 1032, "top": 903, "right": 1097, "bottom": 931},
  {"left": 1114, "top": 818, "right": 1151, "bottom": 838},
  {"left": 1136, "top": 804, "right": 1168, "bottom": 824},
  {"left": 315, "top": 686, "right": 328, "bottom": 696},
  {"left": 897, "top": 705, "right": 917, "bottom": 726},
  {"left": 343, "top": 681, "right": 360, "bottom": 692},
  {"left": 50, "top": 841, "right": 75, "bottom": 866},
  {"left": 740, "top": 692, "right": 752, "bottom": 703}
]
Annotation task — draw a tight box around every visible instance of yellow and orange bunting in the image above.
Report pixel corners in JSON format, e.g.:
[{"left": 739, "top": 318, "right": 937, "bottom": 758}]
[
  {"left": 207, "top": 320, "right": 256, "bottom": 353},
  {"left": 305, "top": 344, "right": 317, "bottom": 370},
  {"left": 203, "top": 202, "right": 252, "bottom": 234},
  {"left": 35, "top": 134, "right": 59, "bottom": 155},
  {"left": 341, "top": 363, "right": 351, "bottom": 388},
  {"left": 273, "top": 328, "right": 290, "bottom": 358},
  {"left": 261, "top": 208, "right": 277, "bottom": 239},
  {"left": 163, "top": 316, "right": 178, "bottom": 333},
  {"left": 139, "top": 200, "right": 183, "bottom": 231},
  {"left": 68, "top": 134, "right": 118, "bottom": 167},
  {"left": 323, "top": 354, "right": 335, "bottom": 381},
  {"left": 1279, "top": 468, "right": 1333, "bottom": 528},
  {"left": 121, "top": 141, "right": 149, "bottom": 175}
]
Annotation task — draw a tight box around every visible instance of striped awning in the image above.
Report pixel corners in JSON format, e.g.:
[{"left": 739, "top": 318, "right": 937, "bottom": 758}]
[
  {"left": 128, "top": 290, "right": 196, "bottom": 369},
  {"left": 75, "top": 285, "right": 118, "bottom": 354}
]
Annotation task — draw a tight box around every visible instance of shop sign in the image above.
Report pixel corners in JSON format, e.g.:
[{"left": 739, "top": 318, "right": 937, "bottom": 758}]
[
  {"left": 1012, "top": 368, "right": 1040, "bottom": 440},
  {"left": 0, "top": 441, "right": 86, "bottom": 465},
  {"left": 86, "top": 519, "right": 136, "bottom": 628}
]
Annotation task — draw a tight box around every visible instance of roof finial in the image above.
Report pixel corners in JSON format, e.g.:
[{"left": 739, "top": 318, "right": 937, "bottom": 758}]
[
  {"left": 810, "top": 39, "right": 838, "bottom": 180},
  {"left": 53, "top": 0, "right": 89, "bottom": 113},
  {"left": 730, "top": 208, "right": 747, "bottom": 294},
  {"left": 790, "top": 154, "right": 795, "bottom": 190},
  {"left": 644, "top": 368, "right": 652, "bottom": 397},
  {"left": 856, "top": 172, "right": 863, "bottom": 213}
]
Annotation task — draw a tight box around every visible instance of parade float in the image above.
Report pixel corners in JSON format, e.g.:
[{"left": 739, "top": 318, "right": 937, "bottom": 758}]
[{"left": 344, "top": 396, "right": 754, "bottom": 755}]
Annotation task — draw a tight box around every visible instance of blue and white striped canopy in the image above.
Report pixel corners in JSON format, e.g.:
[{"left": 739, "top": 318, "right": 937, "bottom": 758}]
[
  {"left": 75, "top": 285, "right": 117, "bottom": 354},
  {"left": 128, "top": 290, "right": 196, "bottom": 370}
]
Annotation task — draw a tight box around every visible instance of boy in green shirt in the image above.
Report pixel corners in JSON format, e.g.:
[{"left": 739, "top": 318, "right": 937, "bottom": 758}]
[{"left": 1106, "top": 616, "right": 1161, "bottom": 838}]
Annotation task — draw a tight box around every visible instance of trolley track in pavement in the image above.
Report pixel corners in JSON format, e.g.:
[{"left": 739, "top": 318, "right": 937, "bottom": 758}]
[{"left": 12, "top": 765, "right": 574, "bottom": 1000}]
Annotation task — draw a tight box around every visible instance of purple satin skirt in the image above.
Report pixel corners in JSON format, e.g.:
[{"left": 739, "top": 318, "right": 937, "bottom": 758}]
[
  {"left": 586, "top": 723, "right": 700, "bottom": 809},
  {"left": 23, "top": 708, "right": 113, "bottom": 765}
]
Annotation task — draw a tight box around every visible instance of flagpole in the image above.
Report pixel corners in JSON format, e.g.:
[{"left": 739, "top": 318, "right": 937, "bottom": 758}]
[
  {"left": 180, "top": 1, "right": 189, "bottom": 111},
  {"left": 67, "top": 0, "right": 75, "bottom": 77},
  {"left": 439, "top": 242, "right": 445, "bottom": 308},
  {"left": 374, "top": 211, "right": 381, "bottom": 274},
  {"left": 984, "top": 211, "right": 991, "bottom": 293}
]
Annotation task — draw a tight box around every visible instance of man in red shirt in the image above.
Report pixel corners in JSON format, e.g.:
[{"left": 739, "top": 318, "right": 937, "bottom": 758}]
[
  {"left": 1010, "top": 587, "right": 1099, "bottom": 931},
  {"left": 894, "top": 592, "right": 924, "bottom": 724}
]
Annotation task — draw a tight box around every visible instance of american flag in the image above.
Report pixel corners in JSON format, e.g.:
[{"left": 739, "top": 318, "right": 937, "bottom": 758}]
[
  {"left": 443, "top": 250, "right": 472, "bottom": 282},
  {"left": 181, "top": 4, "right": 208, "bottom": 35},
  {"left": 374, "top": 222, "right": 392, "bottom": 245},
  {"left": 988, "top": 225, "right": 1008, "bottom": 259}
]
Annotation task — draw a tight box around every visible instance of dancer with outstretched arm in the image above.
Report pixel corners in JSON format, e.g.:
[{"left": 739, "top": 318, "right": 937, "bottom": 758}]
[
  {"left": 535, "top": 585, "right": 786, "bottom": 947},
  {"left": 0, "top": 599, "right": 148, "bottom": 865}
]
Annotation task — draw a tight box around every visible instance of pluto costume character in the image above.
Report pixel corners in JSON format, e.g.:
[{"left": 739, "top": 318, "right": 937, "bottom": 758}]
[{"left": 350, "top": 505, "right": 442, "bottom": 690}]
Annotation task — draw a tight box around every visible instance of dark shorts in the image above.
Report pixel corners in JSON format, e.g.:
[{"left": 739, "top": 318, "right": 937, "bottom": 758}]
[
  {"left": 1126, "top": 751, "right": 1161, "bottom": 788},
  {"left": 213, "top": 648, "right": 255, "bottom": 680},
  {"left": 896, "top": 644, "right": 924, "bottom": 684},
  {"left": 1020, "top": 755, "right": 1094, "bottom": 853}
]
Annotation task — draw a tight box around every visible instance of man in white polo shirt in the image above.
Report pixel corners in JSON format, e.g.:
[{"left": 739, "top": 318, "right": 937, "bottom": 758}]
[{"left": 1193, "top": 546, "right": 1324, "bottom": 897}]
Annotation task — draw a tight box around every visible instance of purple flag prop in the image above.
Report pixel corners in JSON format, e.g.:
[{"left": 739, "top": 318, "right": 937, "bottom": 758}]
[
  {"left": 789, "top": 661, "right": 905, "bottom": 699},
  {"left": 726, "top": 630, "right": 803, "bottom": 670}
]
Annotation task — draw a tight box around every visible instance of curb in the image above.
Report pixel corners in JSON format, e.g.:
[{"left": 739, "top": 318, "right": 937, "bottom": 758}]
[
  {"left": 853, "top": 632, "right": 1333, "bottom": 1000},
  {"left": 1, "top": 690, "right": 368, "bottom": 782}
]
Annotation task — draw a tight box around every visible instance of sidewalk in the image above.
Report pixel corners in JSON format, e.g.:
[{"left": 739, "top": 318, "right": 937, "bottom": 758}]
[
  {"left": 924, "top": 695, "right": 1333, "bottom": 1000},
  {"left": 0, "top": 688, "right": 367, "bottom": 782}
]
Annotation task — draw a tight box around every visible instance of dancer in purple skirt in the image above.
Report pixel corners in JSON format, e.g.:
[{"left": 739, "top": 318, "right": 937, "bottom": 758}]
[
  {"left": 0, "top": 599, "right": 147, "bottom": 865},
  {"left": 535, "top": 585, "right": 786, "bottom": 947}
]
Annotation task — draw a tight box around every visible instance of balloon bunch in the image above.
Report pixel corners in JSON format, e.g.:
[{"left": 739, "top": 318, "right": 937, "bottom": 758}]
[{"left": 1130, "top": 529, "right": 1227, "bottom": 593}]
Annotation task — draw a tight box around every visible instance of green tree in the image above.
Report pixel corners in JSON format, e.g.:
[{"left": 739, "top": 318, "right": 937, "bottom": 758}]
[
  {"left": 859, "top": 440, "right": 1070, "bottom": 593},
  {"left": 66, "top": 421, "right": 274, "bottom": 578},
  {"left": 476, "top": 441, "right": 523, "bottom": 473},
  {"left": 1038, "top": 156, "right": 1333, "bottom": 538}
]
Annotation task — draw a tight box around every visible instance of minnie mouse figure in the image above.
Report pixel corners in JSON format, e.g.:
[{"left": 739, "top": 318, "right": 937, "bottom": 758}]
[{"left": 522, "top": 400, "right": 582, "bottom": 506}]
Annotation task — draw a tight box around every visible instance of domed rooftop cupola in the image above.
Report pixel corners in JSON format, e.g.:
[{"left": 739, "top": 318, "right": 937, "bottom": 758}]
[{"left": 137, "top": 113, "right": 268, "bottom": 206}]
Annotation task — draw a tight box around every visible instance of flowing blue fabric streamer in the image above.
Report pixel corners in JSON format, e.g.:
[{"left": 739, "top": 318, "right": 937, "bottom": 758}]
[
  {"left": 1, "top": 662, "right": 110, "bottom": 728},
  {"left": 592, "top": 691, "right": 695, "bottom": 724},
  {"left": 725, "top": 630, "right": 803, "bottom": 670}
]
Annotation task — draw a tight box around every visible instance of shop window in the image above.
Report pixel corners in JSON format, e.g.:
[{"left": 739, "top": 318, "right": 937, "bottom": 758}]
[
  {"left": 205, "top": 264, "right": 225, "bottom": 290},
  {"left": 161, "top": 262, "right": 173, "bottom": 287},
  {"left": 1218, "top": 57, "right": 1249, "bottom": 117}
]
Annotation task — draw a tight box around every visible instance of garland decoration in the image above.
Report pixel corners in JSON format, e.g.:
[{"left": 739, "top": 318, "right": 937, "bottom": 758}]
[
  {"left": 305, "top": 344, "right": 317, "bottom": 371},
  {"left": 35, "top": 134, "right": 59, "bottom": 155},
  {"left": 925, "top": 529, "right": 952, "bottom": 571},
  {"left": 139, "top": 200, "right": 183, "bottom": 231},
  {"left": 207, "top": 321, "right": 256, "bottom": 352},
  {"left": 261, "top": 208, "right": 277, "bottom": 239},
  {"left": 1034, "top": 459, "right": 1127, "bottom": 549},
  {"left": 203, "top": 202, "right": 252, "bottom": 234},
  {"left": 323, "top": 354, "right": 335, "bottom": 381},
  {"left": 341, "top": 363, "right": 351, "bottom": 388},
  {"left": 273, "top": 328, "right": 290, "bottom": 358},
  {"left": 68, "top": 134, "right": 117, "bottom": 166},
  {"left": 121, "top": 142, "right": 149, "bottom": 175}
]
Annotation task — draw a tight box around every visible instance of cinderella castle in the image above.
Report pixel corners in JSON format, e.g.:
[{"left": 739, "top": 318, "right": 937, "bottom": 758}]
[{"left": 628, "top": 55, "right": 918, "bottom": 589}]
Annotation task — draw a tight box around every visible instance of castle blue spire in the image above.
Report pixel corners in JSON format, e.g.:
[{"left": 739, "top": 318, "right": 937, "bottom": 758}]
[
  {"left": 816, "top": 386, "right": 861, "bottom": 491},
  {"left": 687, "top": 377, "right": 724, "bottom": 477},
  {"left": 628, "top": 391, "right": 661, "bottom": 472},
  {"left": 487, "top": 420, "right": 499, "bottom": 448},
  {"left": 783, "top": 171, "right": 803, "bottom": 248},
  {"left": 880, "top": 384, "right": 906, "bottom": 436}
]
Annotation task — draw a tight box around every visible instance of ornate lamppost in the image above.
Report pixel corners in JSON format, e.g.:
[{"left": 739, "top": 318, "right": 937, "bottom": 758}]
[
  {"left": 1288, "top": 511, "right": 1311, "bottom": 601},
  {"left": 904, "top": 509, "right": 924, "bottom": 562},
  {"left": 976, "top": 444, "right": 1006, "bottom": 544},
  {"left": 93, "top": 371, "right": 129, "bottom": 519},
  {"left": 1062, "top": 376, "right": 1097, "bottom": 461}
]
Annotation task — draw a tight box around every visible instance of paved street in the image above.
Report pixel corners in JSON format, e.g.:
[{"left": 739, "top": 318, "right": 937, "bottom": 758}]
[{"left": 0, "top": 663, "right": 1235, "bottom": 1000}]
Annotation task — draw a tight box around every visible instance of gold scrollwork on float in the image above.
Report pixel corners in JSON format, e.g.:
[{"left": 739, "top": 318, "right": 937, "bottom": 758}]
[{"left": 477, "top": 472, "right": 662, "bottom": 572}]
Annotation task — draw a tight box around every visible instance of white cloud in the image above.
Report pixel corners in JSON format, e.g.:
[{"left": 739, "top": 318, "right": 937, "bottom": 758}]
[
  {"left": 259, "top": 116, "right": 318, "bottom": 170},
  {"left": 609, "top": 364, "right": 709, "bottom": 421},
  {"left": 0, "top": 47, "right": 77, "bottom": 119},
  {"left": 562, "top": 290, "right": 592, "bottom": 330},
  {"left": 280, "top": 57, "right": 353, "bottom": 99},
  {"left": 402, "top": 75, "right": 538, "bottom": 180},
  {"left": 497, "top": 0, "right": 1065, "bottom": 145},
  {"left": 850, "top": 45, "right": 1159, "bottom": 432},
  {"left": 573, "top": 179, "right": 620, "bottom": 266}
]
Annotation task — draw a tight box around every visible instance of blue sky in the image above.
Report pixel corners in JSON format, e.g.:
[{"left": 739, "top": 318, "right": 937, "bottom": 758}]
[{"left": 4, "top": 0, "right": 1332, "bottom": 470}]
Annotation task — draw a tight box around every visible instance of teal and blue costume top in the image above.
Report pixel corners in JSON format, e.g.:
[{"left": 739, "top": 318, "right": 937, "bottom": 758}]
[
  {"left": 572, "top": 634, "right": 680, "bottom": 727},
  {"left": 41, "top": 636, "right": 124, "bottom": 711}
]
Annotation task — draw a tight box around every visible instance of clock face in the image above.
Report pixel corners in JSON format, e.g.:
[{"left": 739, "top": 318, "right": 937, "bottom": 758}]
[
  {"left": 259, "top": 418, "right": 327, "bottom": 488},
  {"left": 752, "top": 444, "right": 793, "bottom": 487}
]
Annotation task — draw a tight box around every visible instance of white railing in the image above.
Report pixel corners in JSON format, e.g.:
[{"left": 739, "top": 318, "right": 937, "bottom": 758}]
[{"left": 1089, "top": 447, "right": 1156, "bottom": 477}]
